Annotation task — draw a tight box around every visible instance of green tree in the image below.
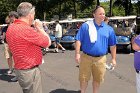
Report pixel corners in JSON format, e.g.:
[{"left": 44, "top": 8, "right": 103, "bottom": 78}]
[
  {"left": 0, "top": 0, "right": 140, "bottom": 24},
  {"left": 113, "top": 0, "right": 133, "bottom": 16},
  {"left": 97, "top": 0, "right": 100, "bottom": 6},
  {"left": 0, "top": 0, "right": 17, "bottom": 23}
]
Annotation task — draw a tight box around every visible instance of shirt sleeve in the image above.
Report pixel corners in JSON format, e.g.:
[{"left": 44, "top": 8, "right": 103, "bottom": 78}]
[
  {"left": 134, "top": 35, "right": 140, "bottom": 46},
  {"left": 22, "top": 27, "right": 49, "bottom": 48},
  {"left": 75, "top": 23, "right": 87, "bottom": 42},
  {"left": 108, "top": 27, "right": 117, "bottom": 46}
]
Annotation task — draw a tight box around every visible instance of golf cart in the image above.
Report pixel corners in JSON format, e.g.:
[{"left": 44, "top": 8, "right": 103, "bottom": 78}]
[
  {"left": 109, "top": 16, "right": 137, "bottom": 53},
  {"left": 59, "top": 19, "right": 84, "bottom": 49},
  {"left": 43, "top": 19, "right": 84, "bottom": 49}
]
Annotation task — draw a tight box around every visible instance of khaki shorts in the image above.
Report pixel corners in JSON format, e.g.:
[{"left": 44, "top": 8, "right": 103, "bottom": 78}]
[
  {"left": 4, "top": 43, "right": 12, "bottom": 59},
  {"left": 79, "top": 53, "right": 106, "bottom": 83}
]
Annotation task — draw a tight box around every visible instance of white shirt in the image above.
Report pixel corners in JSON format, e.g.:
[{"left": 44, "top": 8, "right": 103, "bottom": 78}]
[{"left": 55, "top": 23, "right": 62, "bottom": 38}]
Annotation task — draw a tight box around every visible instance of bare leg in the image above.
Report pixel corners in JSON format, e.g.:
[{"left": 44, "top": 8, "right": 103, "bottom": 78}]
[
  {"left": 57, "top": 43, "right": 65, "bottom": 50},
  {"left": 7, "top": 57, "right": 13, "bottom": 74},
  {"left": 92, "top": 80, "right": 100, "bottom": 93},
  {"left": 53, "top": 42, "right": 57, "bottom": 48},
  {"left": 7, "top": 58, "right": 13, "bottom": 70},
  {"left": 80, "top": 81, "right": 88, "bottom": 93}
]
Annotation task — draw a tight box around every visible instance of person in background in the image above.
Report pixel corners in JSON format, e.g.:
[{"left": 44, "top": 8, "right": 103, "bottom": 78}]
[
  {"left": 6, "top": 2, "right": 51, "bottom": 93},
  {"left": 131, "top": 20, "right": 136, "bottom": 33},
  {"left": 43, "top": 22, "right": 50, "bottom": 51},
  {"left": 75, "top": 6, "right": 117, "bottom": 93},
  {"left": 54, "top": 20, "right": 66, "bottom": 53},
  {"left": 9, "top": 11, "right": 19, "bottom": 23},
  {"left": 104, "top": 16, "right": 109, "bottom": 24},
  {"left": 1, "top": 16, "right": 13, "bottom": 74},
  {"left": 132, "top": 35, "right": 140, "bottom": 93},
  {"left": 43, "top": 23, "right": 50, "bottom": 34},
  {"left": 1, "top": 11, "right": 18, "bottom": 75}
]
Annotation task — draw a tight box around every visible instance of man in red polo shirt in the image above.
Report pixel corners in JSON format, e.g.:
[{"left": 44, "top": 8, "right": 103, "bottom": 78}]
[{"left": 6, "top": 2, "right": 51, "bottom": 93}]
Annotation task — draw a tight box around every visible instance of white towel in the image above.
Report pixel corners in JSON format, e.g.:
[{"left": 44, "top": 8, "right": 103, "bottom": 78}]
[{"left": 86, "top": 20, "right": 97, "bottom": 43}]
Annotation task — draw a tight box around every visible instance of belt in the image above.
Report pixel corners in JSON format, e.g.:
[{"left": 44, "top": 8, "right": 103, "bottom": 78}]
[
  {"left": 83, "top": 52, "right": 106, "bottom": 57},
  {"left": 136, "top": 69, "right": 139, "bottom": 74},
  {"left": 16, "top": 65, "right": 39, "bottom": 70}
]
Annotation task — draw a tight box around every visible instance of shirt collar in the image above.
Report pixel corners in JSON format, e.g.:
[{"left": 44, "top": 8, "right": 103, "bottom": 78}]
[
  {"left": 93, "top": 20, "right": 104, "bottom": 27},
  {"left": 14, "top": 19, "right": 29, "bottom": 26}
]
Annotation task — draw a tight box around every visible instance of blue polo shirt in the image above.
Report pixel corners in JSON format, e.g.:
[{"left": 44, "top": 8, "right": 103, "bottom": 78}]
[
  {"left": 76, "top": 20, "right": 117, "bottom": 56},
  {"left": 134, "top": 35, "right": 140, "bottom": 70}
]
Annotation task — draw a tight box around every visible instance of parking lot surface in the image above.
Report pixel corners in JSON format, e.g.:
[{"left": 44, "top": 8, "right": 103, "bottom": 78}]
[{"left": 0, "top": 44, "right": 136, "bottom": 93}]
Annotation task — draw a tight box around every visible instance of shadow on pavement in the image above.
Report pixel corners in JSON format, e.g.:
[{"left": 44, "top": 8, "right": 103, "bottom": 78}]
[
  {"left": 49, "top": 89, "right": 80, "bottom": 93},
  {"left": 0, "top": 69, "right": 17, "bottom": 82}
]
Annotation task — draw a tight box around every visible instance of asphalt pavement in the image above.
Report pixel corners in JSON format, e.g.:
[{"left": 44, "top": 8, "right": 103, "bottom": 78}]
[{"left": 0, "top": 44, "right": 137, "bottom": 93}]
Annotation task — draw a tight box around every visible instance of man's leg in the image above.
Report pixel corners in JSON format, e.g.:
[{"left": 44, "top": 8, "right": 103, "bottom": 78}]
[
  {"left": 57, "top": 43, "right": 65, "bottom": 51},
  {"left": 7, "top": 57, "right": 13, "bottom": 70},
  {"left": 56, "top": 38, "right": 65, "bottom": 51},
  {"left": 79, "top": 53, "right": 92, "bottom": 93},
  {"left": 136, "top": 73, "right": 140, "bottom": 93},
  {"left": 54, "top": 38, "right": 59, "bottom": 52},
  {"left": 33, "top": 67, "right": 42, "bottom": 93},
  {"left": 54, "top": 44, "right": 59, "bottom": 52},
  {"left": 92, "top": 56, "right": 106, "bottom": 93},
  {"left": 92, "top": 80, "right": 100, "bottom": 93},
  {"left": 7, "top": 58, "right": 13, "bottom": 74},
  {"left": 80, "top": 81, "right": 88, "bottom": 93},
  {"left": 4, "top": 43, "right": 13, "bottom": 74},
  {"left": 15, "top": 67, "right": 42, "bottom": 93}
]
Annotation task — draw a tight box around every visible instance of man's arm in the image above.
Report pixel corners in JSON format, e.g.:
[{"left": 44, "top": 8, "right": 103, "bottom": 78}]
[
  {"left": 34, "top": 19, "right": 51, "bottom": 48},
  {"left": 110, "top": 45, "right": 117, "bottom": 66},
  {"left": 132, "top": 38, "right": 140, "bottom": 51},
  {"left": 75, "top": 40, "right": 81, "bottom": 64}
]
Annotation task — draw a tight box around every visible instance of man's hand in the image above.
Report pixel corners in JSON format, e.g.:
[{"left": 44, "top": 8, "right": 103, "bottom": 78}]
[
  {"left": 111, "top": 59, "right": 116, "bottom": 67},
  {"left": 34, "top": 19, "right": 44, "bottom": 31},
  {"left": 75, "top": 53, "right": 81, "bottom": 64}
]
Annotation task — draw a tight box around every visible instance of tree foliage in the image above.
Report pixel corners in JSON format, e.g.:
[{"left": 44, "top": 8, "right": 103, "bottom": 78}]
[{"left": 0, "top": 0, "right": 140, "bottom": 24}]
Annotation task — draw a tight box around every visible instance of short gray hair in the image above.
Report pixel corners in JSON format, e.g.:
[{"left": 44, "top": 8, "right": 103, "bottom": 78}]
[{"left": 17, "top": 2, "right": 35, "bottom": 17}]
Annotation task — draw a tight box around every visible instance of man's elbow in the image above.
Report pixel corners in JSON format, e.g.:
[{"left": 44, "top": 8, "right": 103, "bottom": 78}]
[
  {"left": 132, "top": 45, "right": 139, "bottom": 51},
  {"left": 132, "top": 43, "right": 140, "bottom": 51}
]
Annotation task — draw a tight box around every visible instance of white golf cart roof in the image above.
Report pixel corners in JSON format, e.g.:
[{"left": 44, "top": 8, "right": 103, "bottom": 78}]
[
  {"left": 42, "top": 18, "right": 85, "bottom": 24},
  {"left": 109, "top": 15, "right": 137, "bottom": 20}
]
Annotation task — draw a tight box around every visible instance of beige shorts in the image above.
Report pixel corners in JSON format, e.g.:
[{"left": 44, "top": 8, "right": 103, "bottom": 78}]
[
  {"left": 4, "top": 43, "right": 12, "bottom": 59},
  {"left": 79, "top": 53, "right": 106, "bottom": 83}
]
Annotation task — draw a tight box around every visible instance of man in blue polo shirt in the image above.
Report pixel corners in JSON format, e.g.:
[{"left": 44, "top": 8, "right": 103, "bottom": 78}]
[
  {"left": 75, "top": 6, "right": 117, "bottom": 93},
  {"left": 132, "top": 35, "right": 140, "bottom": 93}
]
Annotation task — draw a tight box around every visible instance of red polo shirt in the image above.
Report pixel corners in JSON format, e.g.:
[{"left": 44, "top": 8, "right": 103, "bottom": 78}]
[{"left": 6, "top": 19, "right": 49, "bottom": 70}]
